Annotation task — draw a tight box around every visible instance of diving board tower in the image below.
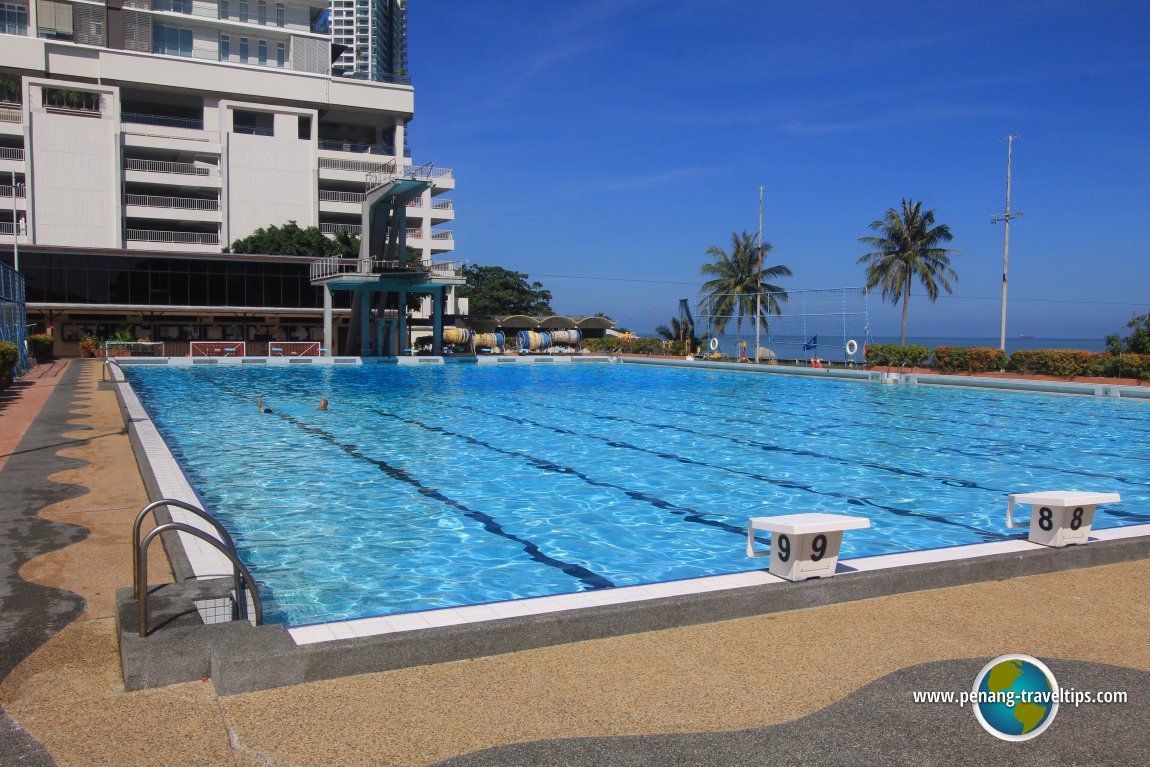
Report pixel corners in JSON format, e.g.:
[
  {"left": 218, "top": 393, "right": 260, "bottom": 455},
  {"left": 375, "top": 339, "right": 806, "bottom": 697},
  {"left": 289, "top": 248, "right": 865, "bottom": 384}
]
[{"left": 309, "top": 163, "right": 465, "bottom": 356}]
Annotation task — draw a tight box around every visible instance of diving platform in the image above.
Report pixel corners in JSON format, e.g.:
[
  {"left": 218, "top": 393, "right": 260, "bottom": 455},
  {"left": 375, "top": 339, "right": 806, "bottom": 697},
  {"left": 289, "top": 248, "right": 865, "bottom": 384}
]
[{"left": 310, "top": 162, "right": 465, "bottom": 357}]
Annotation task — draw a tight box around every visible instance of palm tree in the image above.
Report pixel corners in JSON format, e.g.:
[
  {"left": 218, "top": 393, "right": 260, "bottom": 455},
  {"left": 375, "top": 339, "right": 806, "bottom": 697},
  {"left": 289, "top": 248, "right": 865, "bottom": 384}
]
[
  {"left": 698, "top": 230, "right": 792, "bottom": 345},
  {"left": 857, "top": 199, "right": 957, "bottom": 346},
  {"left": 655, "top": 317, "right": 698, "bottom": 353}
]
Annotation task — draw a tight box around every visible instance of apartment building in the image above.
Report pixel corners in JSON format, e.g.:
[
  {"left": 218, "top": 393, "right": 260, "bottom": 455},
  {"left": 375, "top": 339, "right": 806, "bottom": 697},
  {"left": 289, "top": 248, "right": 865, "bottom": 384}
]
[{"left": 0, "top": 0, "right": 459, "bottom": 355}]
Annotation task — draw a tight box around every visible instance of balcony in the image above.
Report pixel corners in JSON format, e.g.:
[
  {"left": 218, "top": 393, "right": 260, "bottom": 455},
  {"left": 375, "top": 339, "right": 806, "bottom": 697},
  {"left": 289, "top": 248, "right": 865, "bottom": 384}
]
[
  {"left": 318, "top": 140, "right": 401, "bottom": 157},
  {"left": 124, "top": 158, "right": 220, "bottom": 188},
  {"left": 125, "top": 194, "right": 218, "bottom": 210},
  {"left": 124, "top": 158, "right": 212, "bottom": 176},
  {"left": 0, "top": 183, "right": 26, "bottom": 198},
  {"left": 123, "top": 112, "right": 204, "bottom": 131},
  {"left": 125, "top": 194, "right": 221, "bottom": 223},
  {"left": 0, "top": 146, "right": 25, "bottom": 161},
  {"left": 126, "top": 229, "right": 219, "bottom": 244},
  {"left": 319, "top": 222, "right": 361, "bottom": 236}
]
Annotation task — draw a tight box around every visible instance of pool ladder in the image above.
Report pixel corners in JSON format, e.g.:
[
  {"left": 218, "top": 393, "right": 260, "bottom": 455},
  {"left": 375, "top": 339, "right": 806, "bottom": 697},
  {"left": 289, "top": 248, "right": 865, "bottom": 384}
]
[{"left": 132, "top": 499, "right": 264, "bottom": 638}]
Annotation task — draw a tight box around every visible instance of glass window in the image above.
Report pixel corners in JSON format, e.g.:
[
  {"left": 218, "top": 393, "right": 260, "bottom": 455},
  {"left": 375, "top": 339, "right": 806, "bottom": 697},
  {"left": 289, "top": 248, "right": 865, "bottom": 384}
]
[
  {"left": 258, "top": 39, "right": 267, "bottom": 65},
  {"left": 219, "top": 0, "right": 228, "bottom": 19},
  {"left": 220, "top": 33, "right": 230, "bottom": 60},
  {"left": 276, "top": 41, "right": 285, "bottom": 67},
  {"left": 239, "top": 36, "right": 248, "bottom": 61},
  {"left": 238, "top": 0, "right": 247, "bottom": 21},
  {"left": 275, "top": 2, "right": 284, "bottom": 26},
  {"left": 1, "top": 1, "right": 29, "bottom": 35},
  {"left": 152, "top": 24, "right": 192, "bottom": 56},
  {"left": 257, "top": 0, "right": 265, "bottom": 24}
]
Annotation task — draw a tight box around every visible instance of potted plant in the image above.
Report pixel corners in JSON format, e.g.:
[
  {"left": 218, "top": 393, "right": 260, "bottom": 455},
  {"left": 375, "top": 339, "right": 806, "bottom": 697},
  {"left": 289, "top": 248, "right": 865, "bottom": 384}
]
[
  {"left": 28, "top": 333, "right": 54, "bottom": 363},
  {"left": 79, "top": 335, "right": 101, "bottom": 358}
]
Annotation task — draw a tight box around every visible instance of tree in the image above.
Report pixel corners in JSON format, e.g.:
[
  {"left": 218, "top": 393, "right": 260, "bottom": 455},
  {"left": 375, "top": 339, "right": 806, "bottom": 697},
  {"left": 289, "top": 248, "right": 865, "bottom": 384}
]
[
  {"left": 698, "top": 230, "right": 791, "bottom": 344},
  {"left": 857, "top": 199, "right": 957, "bottom": 346},
  {"left": 458, "top": 265, "right": 553, "bottom": 316},
  {"left": 226, "top": 221, "right": 358, "bottom": 258},
  {"left": 655, "top": 317, "right": 698, "bottom": 351},
  {"left": 1106, "top": 310, "right": 1150, "bottom": 354}
]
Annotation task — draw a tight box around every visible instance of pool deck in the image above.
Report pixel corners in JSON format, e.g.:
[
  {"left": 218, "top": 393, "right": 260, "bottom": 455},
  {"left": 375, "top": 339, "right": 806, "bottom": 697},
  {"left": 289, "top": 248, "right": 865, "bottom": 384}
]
[{"left": 1, "top": 359, "right": 1148, "bottom": 765}]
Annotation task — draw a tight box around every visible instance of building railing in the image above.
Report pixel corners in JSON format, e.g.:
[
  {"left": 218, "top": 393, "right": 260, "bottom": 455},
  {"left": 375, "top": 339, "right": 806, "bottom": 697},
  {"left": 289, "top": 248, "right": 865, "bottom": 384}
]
[
  {"left": 0, "top": 184, "right": 26, "bottom": 198},
  {"left": 309, "top": 256, "right": 462, "bottom": 282},
  {"left": 319, "top": 156, "right": 393, "bottom": 174},
  {"left": 431, "top": 230, "right": 453, "bottom": 240},
  {"left": 318, "top": 140, "right": 397, "bottom": 156},
  {"left": 406, "top": 228, "right": 422, "bottom": 239},
  {"left": 432, "top": 199, "right": 453, "bottom": 210},
  {"left": 318, "top": 190, "right": 366, "bottom": 203},
  {"left": 125, "top": 194, "right": 219, "bottom": 210},
  {"left": 125, "top": 229, "right": 220, "bottom": 244},
  {"left": 124, "top": 158, "right": 213, "bottom": 176},
  {"left": 122, "top": 112, "right": 204, "bottom": 130},
  {"left": 234, "top": 125, "right": 274, "bottom": 136},
  {"left": 0, "top": 222, "right": 24, "bottom": 235},
  {"left": 319, "top": 223, "right": 361, "bottom": 235},
  {"left": 0, "top": 147, "right": 25, "bottom": 161},
  {"left": 0, "top": 108, "right": 21, "bottom": 124}
]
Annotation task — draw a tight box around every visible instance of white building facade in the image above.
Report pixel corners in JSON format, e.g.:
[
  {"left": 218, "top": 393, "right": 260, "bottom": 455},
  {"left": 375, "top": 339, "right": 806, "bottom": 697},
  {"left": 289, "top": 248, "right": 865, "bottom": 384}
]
[{"left": 0, "top": 0, "right": 459, "bottom": 355}]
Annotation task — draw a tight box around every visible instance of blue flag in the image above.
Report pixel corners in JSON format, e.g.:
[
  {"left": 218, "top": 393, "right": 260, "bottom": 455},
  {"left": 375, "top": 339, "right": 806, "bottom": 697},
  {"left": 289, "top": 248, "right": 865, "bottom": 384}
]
[{"left": 802, "top": 335, "right": 818, "bottom": 351}]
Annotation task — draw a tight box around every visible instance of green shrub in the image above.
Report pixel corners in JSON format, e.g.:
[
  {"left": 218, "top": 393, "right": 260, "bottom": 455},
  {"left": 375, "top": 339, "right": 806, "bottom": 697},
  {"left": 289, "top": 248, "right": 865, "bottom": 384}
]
[
  {"left": 581, "top": 337, "right": 623, "bottom": 354},
  {"left": 28, "top": 333, "right": 54, "bottom": 362},
  {"left": 865, "top": 343, "right": 930, "bottom": 368},
  {"left": 0, "top": 340, "right": 18, "bottom": 381},
  {"left": 932, "top": 346, "right": 1006, "bottom": 373},
  {"left": 1098, "top": 353, "right": 1150, "bottom": 380},
  {"left": 630, "top": 338, "right": 663, "bottom": 354},
  {"left": 1008, "top": 349, "right": 1105, "bottom": 377}
]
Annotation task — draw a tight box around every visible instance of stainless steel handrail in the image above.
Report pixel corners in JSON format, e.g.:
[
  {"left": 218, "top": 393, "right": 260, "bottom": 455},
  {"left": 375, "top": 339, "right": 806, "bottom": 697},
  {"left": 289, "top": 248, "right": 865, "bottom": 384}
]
[
  {"left": 137, "top": 523, "right": 263, "bottom": 638},
  {"left": 132, "top": 498, "right": 241, "bottom": 598}
]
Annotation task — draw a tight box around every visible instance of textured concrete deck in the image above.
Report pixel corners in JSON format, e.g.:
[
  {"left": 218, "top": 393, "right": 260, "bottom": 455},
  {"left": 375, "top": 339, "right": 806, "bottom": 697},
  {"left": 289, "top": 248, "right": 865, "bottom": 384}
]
[{"left": 0, "top": 360, "right": 1147, "bottom": 766}]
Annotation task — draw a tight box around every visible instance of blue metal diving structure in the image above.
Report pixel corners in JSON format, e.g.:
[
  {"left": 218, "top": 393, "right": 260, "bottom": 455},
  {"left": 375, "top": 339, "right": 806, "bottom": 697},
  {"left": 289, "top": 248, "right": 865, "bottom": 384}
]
[{"left": 309, "top": 162, "right": 464, "bottom": 356}]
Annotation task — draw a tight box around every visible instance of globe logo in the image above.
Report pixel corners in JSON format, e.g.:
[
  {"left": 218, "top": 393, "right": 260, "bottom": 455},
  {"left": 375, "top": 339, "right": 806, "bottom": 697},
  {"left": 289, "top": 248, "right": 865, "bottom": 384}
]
[{"left": 972, "top": 654, "right": 1059, "bottom": 741}]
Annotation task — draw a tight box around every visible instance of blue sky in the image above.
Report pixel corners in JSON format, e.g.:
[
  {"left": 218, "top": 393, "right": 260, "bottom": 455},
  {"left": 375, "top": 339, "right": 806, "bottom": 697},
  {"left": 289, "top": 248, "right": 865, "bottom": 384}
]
[{"left": 407, "top": 1, "right": 1149, "bottom": 339}]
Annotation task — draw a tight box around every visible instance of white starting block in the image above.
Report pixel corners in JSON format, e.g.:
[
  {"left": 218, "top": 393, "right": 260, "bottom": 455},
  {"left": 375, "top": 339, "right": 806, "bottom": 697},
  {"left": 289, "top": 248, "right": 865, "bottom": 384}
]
[
  {"left": 1007, "top": 491, "right": 1121, "bottom": 547},
  {"left": 747, "top": 513, "right": 870, "bottom": 581}
]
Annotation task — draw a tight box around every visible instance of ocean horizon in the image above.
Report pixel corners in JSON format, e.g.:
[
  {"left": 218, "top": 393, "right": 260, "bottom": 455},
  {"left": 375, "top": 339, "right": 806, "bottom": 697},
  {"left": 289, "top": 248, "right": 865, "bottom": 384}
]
[{"left": 654, "top": 334, "right": 1108, "bottom": 360}]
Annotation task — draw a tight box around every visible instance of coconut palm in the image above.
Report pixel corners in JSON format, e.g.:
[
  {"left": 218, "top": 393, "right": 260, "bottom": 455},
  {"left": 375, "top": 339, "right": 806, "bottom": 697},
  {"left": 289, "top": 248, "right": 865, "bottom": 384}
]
[
  {"left": 698, "top": 230, "right": 791, "bottom": 344},
  {"left": 655, "top": 317, "right": 698, "bottom": 353},
  {"left": 857, "top": 199, "right": 957, "bottom": 346}
]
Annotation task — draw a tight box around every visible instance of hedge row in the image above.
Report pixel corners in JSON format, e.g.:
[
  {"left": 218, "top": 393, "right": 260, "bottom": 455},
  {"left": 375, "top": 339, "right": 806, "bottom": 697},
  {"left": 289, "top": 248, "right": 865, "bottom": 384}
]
[{"left": 865, "top": 344, "right": 1150, "bottom": 380}]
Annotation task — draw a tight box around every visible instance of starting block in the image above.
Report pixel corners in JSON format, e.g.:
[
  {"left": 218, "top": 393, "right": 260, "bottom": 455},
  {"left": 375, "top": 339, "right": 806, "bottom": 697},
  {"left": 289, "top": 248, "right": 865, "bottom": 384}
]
[
  {"left": 1007, "top": 491, "right": 1120, "bottom": 547},
  {"left": 747, "top": 513, "right": 870, "bottom": 581}
]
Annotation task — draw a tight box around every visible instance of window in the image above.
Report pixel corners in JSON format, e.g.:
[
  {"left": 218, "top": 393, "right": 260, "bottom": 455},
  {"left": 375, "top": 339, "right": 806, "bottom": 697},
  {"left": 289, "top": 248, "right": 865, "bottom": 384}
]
[
  {"left": 152, "top": 24, "right": 192, "bottom": 56},
  {"left": 1, "top": 1, "right": 29, "bottom": 35},
  {"left": 275, "top": 2, "right": 283, "bottom": 26},
  {"left": 275, "top": 40, "right": 285, "bottom": 67},
  {"left": 219, "top": 33, "right": 230, "bottom": 60},
  {"left": 36, "top": 0, "right": 73, "bottom": 40},
  {"left": 152, "top": 0, "right": 191, "bottom": 13},
  {"left": 257, "top": 39, "right": 266, "bottom": 65},
  {"left": 238, "top": 0, "right": 247, "bottom": 21},
  {"left": 219, "top": 0, "right": 228, "bottom": 19},
  {"left": 256, "top": 0, "right": 265, "bottom": 24},
  {"left": 239, "top": 35, "right": 248, "bottom": 61}
]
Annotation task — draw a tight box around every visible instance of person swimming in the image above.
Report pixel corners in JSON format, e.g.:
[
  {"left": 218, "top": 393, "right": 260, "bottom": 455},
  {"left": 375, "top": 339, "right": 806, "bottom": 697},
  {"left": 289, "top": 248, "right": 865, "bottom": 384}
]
[
  {"left": 318, "top": 398, "right": 330, "bottom": 411},
  {"left": 257, "top": 394, "right": 273, "bottom": 414}
]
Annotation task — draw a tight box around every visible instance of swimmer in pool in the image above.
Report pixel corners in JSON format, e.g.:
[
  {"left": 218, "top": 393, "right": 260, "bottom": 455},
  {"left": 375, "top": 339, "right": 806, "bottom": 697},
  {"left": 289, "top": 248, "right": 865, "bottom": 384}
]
[
  {"left": 257, "top": 394, "right": 272, "bottom": 413},
  {"left": 318, "top": 398, "right": 330, "bottom": 411}
]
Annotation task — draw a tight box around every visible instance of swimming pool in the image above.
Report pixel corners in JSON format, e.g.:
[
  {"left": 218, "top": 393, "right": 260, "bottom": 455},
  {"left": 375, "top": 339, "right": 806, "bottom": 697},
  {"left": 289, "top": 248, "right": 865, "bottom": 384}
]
[{"left": 123, "top": 362, "right": 1150, "bottom": 626}]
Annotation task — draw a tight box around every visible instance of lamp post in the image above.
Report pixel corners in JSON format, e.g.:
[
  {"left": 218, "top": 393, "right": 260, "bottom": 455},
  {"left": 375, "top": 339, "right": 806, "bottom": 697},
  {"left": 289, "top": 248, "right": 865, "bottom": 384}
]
[
  {"left": 754, "top": 185, "right": 763, "bottom": 364},
  {"left": 992, "top": 135, "right": 1023, "bottom": 352}
]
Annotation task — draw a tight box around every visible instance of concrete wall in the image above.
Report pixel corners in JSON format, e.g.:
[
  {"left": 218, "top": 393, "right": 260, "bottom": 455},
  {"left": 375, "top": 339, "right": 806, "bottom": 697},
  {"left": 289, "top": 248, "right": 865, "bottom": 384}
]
[
  {"left": 28, "top": 83, "right": 121, "bottom": 248},
  {"left": 224, "top": 106, "right": 316, "bottom": 241}
]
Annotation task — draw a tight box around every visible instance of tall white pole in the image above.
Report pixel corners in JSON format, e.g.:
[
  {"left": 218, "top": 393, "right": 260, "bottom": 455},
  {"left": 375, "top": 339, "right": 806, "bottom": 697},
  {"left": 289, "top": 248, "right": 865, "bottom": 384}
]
[
  {"left": 994, "top": 135, "right": 1022, "bottom": 352},
  {"left": 10, "top": 170, "right": 16, "bottom": 272},
  {"left": 754, "top": 185, "right": 763, "bottom": 364}
]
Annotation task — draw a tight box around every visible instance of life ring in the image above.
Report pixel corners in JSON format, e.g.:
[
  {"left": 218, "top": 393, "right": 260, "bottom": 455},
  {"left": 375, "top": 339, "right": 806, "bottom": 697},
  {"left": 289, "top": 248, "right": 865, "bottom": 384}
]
[
  {"left": 845, "top": 339, "right": 859, "bottom": 356},
  {"left": 709, "top": 337, "right": 719, "bottom": 351}
]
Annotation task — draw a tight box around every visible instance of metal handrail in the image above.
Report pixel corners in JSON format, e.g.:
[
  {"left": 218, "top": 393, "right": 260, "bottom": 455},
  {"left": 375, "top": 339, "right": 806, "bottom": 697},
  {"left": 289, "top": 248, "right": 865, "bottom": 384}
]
[
  {"left": 137, "top": 523, "right": 263, "bottom": 638},
  {"left": 101, "top": 356, "right": 121, "bottom": 382},
  {"left": 132, "top": 498, "right": 242, "bottom": 600}
]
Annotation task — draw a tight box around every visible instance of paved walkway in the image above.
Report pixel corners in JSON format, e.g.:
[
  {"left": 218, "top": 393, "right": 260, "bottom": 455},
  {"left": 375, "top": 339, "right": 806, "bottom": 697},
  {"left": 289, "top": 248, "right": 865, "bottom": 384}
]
[{"left": 0, "top": 360, "right": 1147, "bottom": 766}]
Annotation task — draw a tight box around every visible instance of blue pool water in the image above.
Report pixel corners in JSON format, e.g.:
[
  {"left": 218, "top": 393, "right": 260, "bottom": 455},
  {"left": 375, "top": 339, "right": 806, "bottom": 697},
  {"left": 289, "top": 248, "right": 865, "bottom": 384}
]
[{"left": 124, "top": 363, "right": 1150, "bottom": 626}]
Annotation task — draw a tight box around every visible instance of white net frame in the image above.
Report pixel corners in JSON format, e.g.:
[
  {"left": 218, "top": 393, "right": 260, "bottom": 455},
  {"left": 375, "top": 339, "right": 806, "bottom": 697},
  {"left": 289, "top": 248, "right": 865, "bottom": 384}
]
[
  {"left": 696, "top": 287, "right": 869, "bottom": 363},
  {"left": 190, "top": 341, "right": 246, "bottom": 357},
  {"left": 103, "top": 341, "right": 165, "bottom": 357},
  {"left": 268, "top": 341, "right": 321, "bottom": 357}
]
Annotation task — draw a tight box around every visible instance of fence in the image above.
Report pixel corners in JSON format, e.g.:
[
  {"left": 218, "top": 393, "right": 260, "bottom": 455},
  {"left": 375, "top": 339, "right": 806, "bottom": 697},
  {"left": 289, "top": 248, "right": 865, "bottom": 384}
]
[
  {"left": 696, "top": 287, "right": 869, "bottom": 364},
  {"left": 0, "top": 260, "right": 30, "bottom": 378}
]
